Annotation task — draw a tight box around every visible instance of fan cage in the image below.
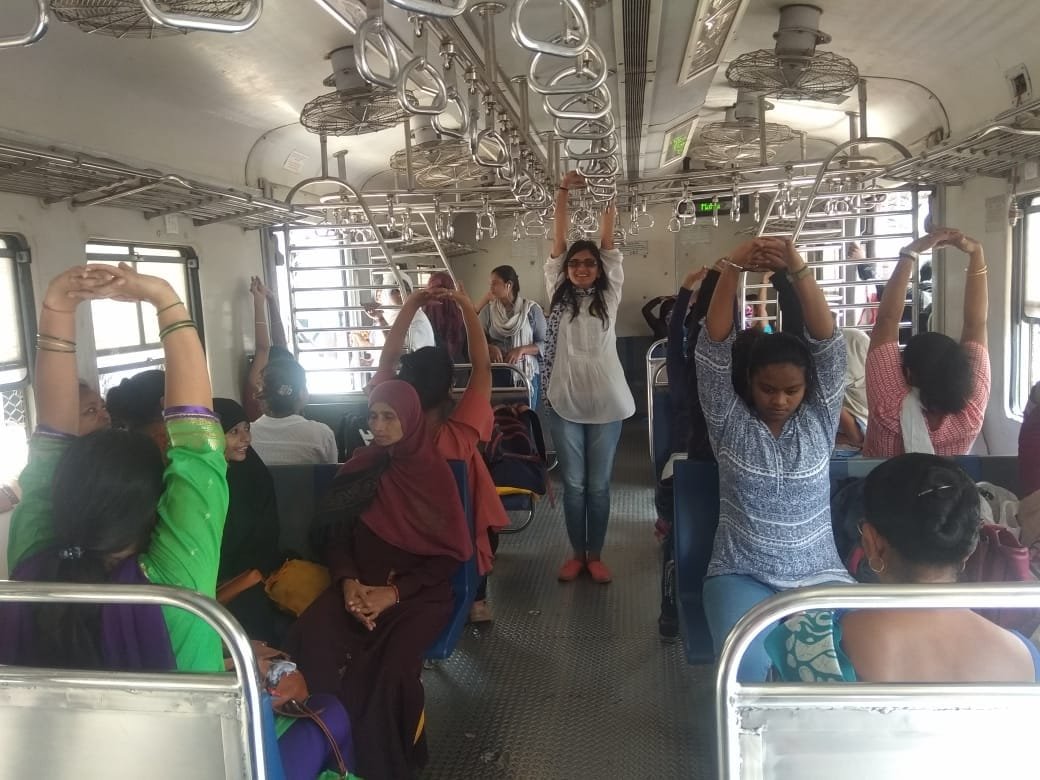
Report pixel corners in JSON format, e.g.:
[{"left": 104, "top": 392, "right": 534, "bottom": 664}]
[
  {"left": 389, "top": 140, "right": 485, "bottom": 189},
  {"left": 300, "top": 88, "right": 409, "bottom": 137},
  {"left": 52, "top": 0, "right": 251, "bottom": 38},
  {"left": 726, "top": 49, "right": 860, "bottom": 101}
]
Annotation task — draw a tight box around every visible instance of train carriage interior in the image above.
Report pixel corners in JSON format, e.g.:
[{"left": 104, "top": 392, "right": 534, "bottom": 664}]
[{"left": 1, "top": 0, "right": 1040, "bottom": 778}]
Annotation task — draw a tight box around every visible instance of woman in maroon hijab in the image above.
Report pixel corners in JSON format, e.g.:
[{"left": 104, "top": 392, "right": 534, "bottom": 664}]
[
  {"left": 423, "top": 271, "right": 468, "bottom": 363},
  {"left": 286, "top": 380, "right": 471, "bottom": 780}
]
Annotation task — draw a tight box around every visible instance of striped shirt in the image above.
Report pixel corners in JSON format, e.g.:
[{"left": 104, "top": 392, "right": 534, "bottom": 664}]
[
  {"left": 862, "top": 340, "right": 990, "bottom": 458},
  {"left": 695, "top": 327, "right": 853, "bottom": 588}
]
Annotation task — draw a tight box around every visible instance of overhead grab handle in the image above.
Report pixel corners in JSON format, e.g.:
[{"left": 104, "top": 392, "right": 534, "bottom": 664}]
[
  {"left": 511, "top": 0, "right": 590, "bottom": 58},
  {"left": 386, "top": 0, "right": 469, "bottom": 18},
  {"left": 545, "top": 87, "right": 613, "bottom": 122},
  {"left": 139, "top": 0, "right": 263, "bottom": 33},
  {"left": 355, "top": 16, "right": 401, "bottom": 90},
  {"left": 473, "top": 128, "right": 510, "bottom": 168},
  {"left": 528, "top": 41, "right": 608, "bottom": 95},
  {"left": 432, "top": 86, "right": 470, "bottom": 139},
  {"left": 0, "top": 0, "right": 48, "bottom": 49},
  {"left": 397, "top": 56, "right": 449, "bottom": 115}
]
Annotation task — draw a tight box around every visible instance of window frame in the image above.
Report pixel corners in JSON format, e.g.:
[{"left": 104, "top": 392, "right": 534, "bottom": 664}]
[
  {"left": 1010, "top": 194, "right": 1040, "bottom": 415},
  {"left": 0, "top": 233, "right": 37, "bottom": 483},
  {"left": 86, "top": 240, "right": 203, "bottom": 392}
]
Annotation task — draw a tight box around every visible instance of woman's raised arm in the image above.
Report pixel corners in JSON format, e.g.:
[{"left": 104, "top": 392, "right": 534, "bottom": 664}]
[
  {"left": 35, "top": 266, "right": 120, "bottom": 434},
  {"left": 705, "top": 241, "right": 759, "bottom": 342},
  {"left": 869, "top": 231, "right": 947, "bottom": 350},
  {"left": 553, "top": 170, "right": 584, "bottom": 257}
]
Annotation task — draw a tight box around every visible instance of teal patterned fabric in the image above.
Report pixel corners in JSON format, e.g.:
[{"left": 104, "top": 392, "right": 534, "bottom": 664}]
[{"left": 765, "top": 609, "right": 857, "bottom": 682}]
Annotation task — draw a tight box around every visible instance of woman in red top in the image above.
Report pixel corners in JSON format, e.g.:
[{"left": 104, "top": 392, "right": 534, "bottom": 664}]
[{"left": 863, "top": 228, "right": 990, "bottom": 457}]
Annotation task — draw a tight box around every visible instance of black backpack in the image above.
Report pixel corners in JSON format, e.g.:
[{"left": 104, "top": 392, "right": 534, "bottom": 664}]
[{"left": 483, "top": 404, "right": 547, "bottom": 494}]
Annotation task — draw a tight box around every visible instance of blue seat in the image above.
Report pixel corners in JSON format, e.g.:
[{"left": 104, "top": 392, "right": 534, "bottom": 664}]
[
  {"left": 651, "top": 388, "right": 673, "bottom": 480},
  {"left": 672, "top": 454, "right": 1021, "bottom": 666},
  {"left": 425, "top": 460, "right": 478, "bottom": 660}
]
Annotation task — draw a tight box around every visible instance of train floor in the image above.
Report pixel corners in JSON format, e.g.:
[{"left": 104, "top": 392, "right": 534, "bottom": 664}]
[{"left": 423, "top": 419, "right": 715, "bottom": 779}]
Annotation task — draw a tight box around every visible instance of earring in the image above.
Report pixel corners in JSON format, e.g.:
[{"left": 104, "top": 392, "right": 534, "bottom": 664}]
[{"left": 868, "top": 556, "right": 886, "bottom": 574}]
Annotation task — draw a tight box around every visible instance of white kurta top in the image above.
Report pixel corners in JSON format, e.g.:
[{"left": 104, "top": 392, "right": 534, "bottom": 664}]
[{"left": 543, "top": 248, "right": 635, "bottom": 424}]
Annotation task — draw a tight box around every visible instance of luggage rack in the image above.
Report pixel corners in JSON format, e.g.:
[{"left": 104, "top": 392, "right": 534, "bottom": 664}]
[{"left": 0, "top": 136, "right": 323, "bottom": 230}]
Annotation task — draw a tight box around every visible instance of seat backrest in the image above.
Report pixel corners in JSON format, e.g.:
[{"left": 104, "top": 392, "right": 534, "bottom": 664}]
[
  {"left": 425, "top": 460, "right": 478, "bottom": 660},
  {"left": 0, "top": 582, "right": 272, "bottom": 780},
  {"left": 269, "top": 463, "right": 339, "bottom": 560},
  {"left": 717, "top": 583, "right": 1040, "bottom": 780}
]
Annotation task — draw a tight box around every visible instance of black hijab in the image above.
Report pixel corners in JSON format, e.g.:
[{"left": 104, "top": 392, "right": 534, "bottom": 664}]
[{"left": 213, "top": 398, "right": 282, "bottom": 580}]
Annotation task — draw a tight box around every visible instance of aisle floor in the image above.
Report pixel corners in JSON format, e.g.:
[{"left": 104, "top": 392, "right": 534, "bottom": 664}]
[{"left": 423, "top": 421, "right": 715, "bottom": 779}]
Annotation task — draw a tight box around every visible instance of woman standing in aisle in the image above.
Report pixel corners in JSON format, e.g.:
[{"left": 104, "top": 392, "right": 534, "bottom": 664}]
[{"left": 545, "top": 171, "right": 635, "bottom": 584}]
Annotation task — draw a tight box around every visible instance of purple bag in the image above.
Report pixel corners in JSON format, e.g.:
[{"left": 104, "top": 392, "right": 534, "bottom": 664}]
[{"left": 961, "top": 524, "right": 1040, "bottom": 635}]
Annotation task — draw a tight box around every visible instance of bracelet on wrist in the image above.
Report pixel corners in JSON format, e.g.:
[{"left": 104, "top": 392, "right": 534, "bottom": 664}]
[
  {"left": 42, "top": 302, "right": 76, "bottom": 314},
  {"left": 789, "top": 263, "right": 814, "bottom": 282},
  {"left": 156, "top": 300, "right": 184, "bottom": 315},
  {"left": 558, "top": 186, "right": 568, "bottom": 191},
  {"left": 158, "top": 319, "right": 197, "bottom": 340}
]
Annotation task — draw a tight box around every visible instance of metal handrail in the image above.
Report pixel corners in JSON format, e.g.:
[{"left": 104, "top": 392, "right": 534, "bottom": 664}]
[
  {"left": 789, "top": 136, "right": 913, "bottom": 242},
  {"left": 139, "top": 0, "right": 263, "bottom": 33},
  {"left": 473, "top": 129, "right": 510, "bottom": 168},
  {"left": 354, "top": 15, "right": 400, "bottom": 90},
  {"left": 0, "top": 581, "right": 269, "bottom": 779},
  {"left": 386, "top": 0, "right": 469, "bottom": 18},
  {"left": 0, "top": 0, "right": 48, "bottom": 49},
  {"left": 454, "top": 361, "right": 534, "bottom": 407},
  {"left": 510, "top": 0, "right": 590, "bottom": 58},
  {"left": 645, "top": 338, "right": 667, "bottom": 462},
  {"left": 717, "top": 582, "right": 1040, "bottom": 780}
]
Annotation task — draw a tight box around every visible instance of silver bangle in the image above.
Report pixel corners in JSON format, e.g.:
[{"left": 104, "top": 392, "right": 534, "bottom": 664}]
[{"left": 899, "top": 247, "right": 920, "bottom": 261}]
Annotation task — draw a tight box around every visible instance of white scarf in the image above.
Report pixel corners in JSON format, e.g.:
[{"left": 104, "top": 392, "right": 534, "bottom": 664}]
[
  {"left": 900, "top": 388, "right": 935, "bottom": 454},
  {"left": 488, "top": 295, "right": 537, "bottom": 381}
]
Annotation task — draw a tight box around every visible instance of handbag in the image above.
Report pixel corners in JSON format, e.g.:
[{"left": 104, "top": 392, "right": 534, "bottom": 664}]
[
  {"left": 961, "top": 523, "right": 1040, "bottom": 634},
  {"left": 264, "top": 560, "right": 331, "bottom": 617},
  {"left": 239, "top": 642, "right": 352, "bottom": 778}
]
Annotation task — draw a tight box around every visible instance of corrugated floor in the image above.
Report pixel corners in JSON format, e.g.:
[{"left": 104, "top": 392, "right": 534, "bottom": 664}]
[{"left": 423, "top": 421, "right": 715, "bottom": 779}]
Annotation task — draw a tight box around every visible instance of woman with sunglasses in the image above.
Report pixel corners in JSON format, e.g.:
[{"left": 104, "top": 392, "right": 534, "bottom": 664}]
[{"left": 544, "top": 170, "right": 635, "bottom": 584}]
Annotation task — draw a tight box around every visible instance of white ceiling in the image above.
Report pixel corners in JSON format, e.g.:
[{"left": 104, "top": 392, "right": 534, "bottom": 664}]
[{"left": 0, "top": 0, "right": 1037, "bottom": 195}]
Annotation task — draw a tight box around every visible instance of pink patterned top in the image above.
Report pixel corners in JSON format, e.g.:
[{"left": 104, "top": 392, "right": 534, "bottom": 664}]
[{"left": 862, "top": 340, "right": 990, "bottom": 457}]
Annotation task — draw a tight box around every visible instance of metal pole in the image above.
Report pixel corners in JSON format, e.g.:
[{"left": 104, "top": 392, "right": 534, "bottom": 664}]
[
  {"left": 758, "top": 94, "right": 769, "bottom": 166},
  {"left": 858, "top": 78, "right": 869, "bottom": 141},
  {"left": 319, "top": 133, "right": 329, "bottom": 178},
  {"left": 403, "top": 116, "right": 415, "bottom": 192},
  {"left": 910, "top": 184, "right": 920, "bottom": 335}
]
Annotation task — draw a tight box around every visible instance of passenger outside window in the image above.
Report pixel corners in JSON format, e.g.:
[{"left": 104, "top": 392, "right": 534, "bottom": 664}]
[
  {"left": 86, "top": 241, "right": 201, "bottom": 395},
  {"left": 0, "top": 235, "right": 34, "bottom": 485},
  {"left": 1013, "top": 194, "right": 1040, "bottom": 413}
]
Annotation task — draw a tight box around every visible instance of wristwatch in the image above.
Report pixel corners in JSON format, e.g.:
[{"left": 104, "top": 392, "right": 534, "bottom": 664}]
[
  {"left": 899, "top": 247, "right": 920, "bottom": 261},
  {"left": 789, "top": 263, "right": 814, "bottom": 282}
]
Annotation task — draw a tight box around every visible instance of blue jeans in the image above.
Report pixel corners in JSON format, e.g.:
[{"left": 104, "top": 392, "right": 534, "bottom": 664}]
[
  {"left": 702, "top": 574, "right": 780, "bottom": 682},
  {"left": 547, "top": 409, "right": 623, "bottom": 557},
  {"left": 529, "top": 373, "right": 541, "bottom": 411}
]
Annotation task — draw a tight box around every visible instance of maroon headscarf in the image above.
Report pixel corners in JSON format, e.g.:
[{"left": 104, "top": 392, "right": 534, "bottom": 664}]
[
  {"left": 422, "top": 272, "right": 468, "bottom": 363},
  {"left": 337, "top": 380, "right": 471, "bottom": 561}
]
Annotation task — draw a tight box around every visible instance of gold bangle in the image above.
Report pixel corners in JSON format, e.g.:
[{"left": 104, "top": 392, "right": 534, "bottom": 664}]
[
  {"left": 968, "top": 266, "right": 989, "bottom": 276},
  {"left": 156, "top": 300, "right": 184, "bottom": 315},
  {"left": 37, "top": 343, "right": 75, "bottom": 354},
  {"left": 789, "top": 263, "right": 814, "bottom": 282},
  {"left": 720, "top": 257, "right": 746, "bottom": 272},
  {"left": 42, "top": 302, "right": 75, "bottom": 314},
  {"left": 37, "top": 332, "right": 75, "bottom": 347},
  {"left": 158, "top": 320, "right": 197, "bottom": 340}
]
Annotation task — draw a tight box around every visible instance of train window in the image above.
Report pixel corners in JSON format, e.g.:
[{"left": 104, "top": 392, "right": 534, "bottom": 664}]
[
  {"left": 1012, "top": 194, "right": 1040, "bottom": 414},
  {"left": 86, "top": 242, "right": 203, "bottom": 395},
  {"left": 0, "top": 234, "right": 35, "bottom": 484}
]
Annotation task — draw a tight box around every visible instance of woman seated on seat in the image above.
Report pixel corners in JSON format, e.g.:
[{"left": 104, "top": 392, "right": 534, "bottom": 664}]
[
  {"left": 212, "top": 397, "right": 291, "bottom": 646},
  {"left": 1, "top": 265, "right": 351, "bottom": 780},
  {"left": 287, "top": 380, "right": 472, "bottom": 780},
  {"left": 863, "top": 228, "right": 990, "bottom": 457},
  {"left": 767, "top": 453, "right": 1040, "bottom": 682},
  {"left": 250, "top": 358, "right": 338, "bottom": 465},
  {"left": 368, "top": 285, "right": 506, "bottom": 622},
  {"left": 696, "top": 237, "right": 852, "bottom": 681}
]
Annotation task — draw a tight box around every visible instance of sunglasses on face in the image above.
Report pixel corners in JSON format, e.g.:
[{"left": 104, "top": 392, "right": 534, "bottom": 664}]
[{"left": 566, "top": 259, "right": 597, "bottom": 269}]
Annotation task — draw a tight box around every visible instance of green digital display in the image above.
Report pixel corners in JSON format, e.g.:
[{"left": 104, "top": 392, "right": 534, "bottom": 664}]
[
  {"left": 698, "top": 201, "right": 721, "bottom": 213},
  {"left": 670, "top": 135, "right": 687, "bottom": 156}
]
